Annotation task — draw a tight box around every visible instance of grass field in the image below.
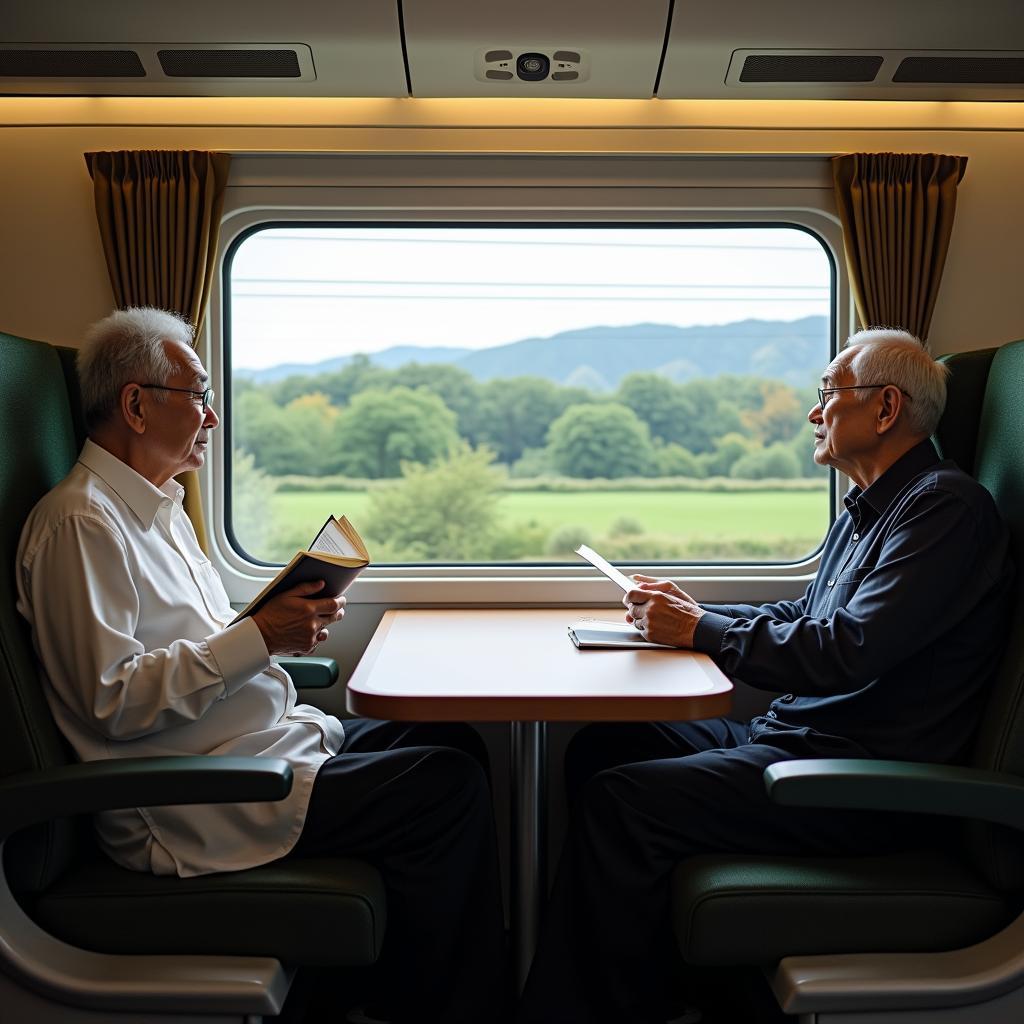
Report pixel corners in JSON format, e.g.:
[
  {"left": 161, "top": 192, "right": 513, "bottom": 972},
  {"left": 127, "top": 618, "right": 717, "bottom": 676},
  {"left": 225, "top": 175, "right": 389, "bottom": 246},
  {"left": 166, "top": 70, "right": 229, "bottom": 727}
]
[{"left": 266, "top": 489, "right": 829, "bottom": 547}]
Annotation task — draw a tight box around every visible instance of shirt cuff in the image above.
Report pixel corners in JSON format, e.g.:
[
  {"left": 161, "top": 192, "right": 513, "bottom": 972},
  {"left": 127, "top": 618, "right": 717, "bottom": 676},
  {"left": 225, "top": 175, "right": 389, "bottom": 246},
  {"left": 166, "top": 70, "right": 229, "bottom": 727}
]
[
  {"left": 692, "top": 610, "right": 735, "bottom": 655},
  {"left": 205, "top": 617, "right": 272, "bottom": 696}
]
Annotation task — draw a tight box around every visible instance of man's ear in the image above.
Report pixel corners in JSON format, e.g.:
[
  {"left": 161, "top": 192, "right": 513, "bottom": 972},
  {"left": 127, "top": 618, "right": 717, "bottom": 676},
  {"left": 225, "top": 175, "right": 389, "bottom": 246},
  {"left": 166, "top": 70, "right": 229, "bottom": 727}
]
[
  {"left": 120, "top": 383, "right": 147, "bottom": 436},
  {"left": 875, "top": 385, "right": 903, "bottom": 435}
]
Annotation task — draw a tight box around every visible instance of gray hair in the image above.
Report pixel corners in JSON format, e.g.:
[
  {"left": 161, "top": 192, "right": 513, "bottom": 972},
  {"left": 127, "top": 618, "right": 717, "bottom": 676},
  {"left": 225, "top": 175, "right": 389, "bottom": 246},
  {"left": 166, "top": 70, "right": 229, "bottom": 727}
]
[
  {"left": 77, "top": 308, "right": 195, "bottom": 431},
  {"left": 844, "top": 327, "right": 950, "bottom": 437}
]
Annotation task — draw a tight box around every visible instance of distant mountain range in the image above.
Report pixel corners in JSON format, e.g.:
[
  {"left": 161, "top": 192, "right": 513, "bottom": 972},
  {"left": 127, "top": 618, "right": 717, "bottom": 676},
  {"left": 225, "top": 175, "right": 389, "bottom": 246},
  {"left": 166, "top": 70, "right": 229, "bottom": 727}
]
[{"left": 235, "top": 316, "right": 829, "bottom": 390}]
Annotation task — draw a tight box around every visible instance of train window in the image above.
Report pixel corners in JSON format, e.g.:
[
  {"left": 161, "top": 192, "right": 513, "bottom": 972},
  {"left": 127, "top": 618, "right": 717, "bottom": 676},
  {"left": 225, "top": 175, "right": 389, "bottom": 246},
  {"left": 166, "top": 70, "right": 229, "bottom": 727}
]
[{"left": 224, "top": 223, "right": 832, "bottom": 567}]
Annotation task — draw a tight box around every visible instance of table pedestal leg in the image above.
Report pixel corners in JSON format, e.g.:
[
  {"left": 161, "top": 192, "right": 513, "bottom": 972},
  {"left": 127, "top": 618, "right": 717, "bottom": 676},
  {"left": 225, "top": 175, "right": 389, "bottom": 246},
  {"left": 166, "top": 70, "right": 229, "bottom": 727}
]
[{"left": 510, "top": 720, "right": 547, "bottom": 993}]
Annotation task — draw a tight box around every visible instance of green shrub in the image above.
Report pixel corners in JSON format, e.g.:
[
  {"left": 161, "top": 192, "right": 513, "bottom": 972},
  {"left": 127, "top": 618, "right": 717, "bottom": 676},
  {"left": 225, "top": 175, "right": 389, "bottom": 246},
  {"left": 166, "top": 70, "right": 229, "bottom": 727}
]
[
  {"left": 730, "top": 443, "right": 802, "bottom": 480},
  {"left": 510, "top": 446, "right": 555, "bottom": 478},
  {"left": 609, "top": 516, "right": 645, "bottom": 537},
  {"left": 364, "top": 443, "right": 504, "bottom": 561},
  {"left": 275, "top": 474, "right": 376, "bottom": 492},
  {"left": 545, "top": 524, "right": 594, "bottom": 556},
  {"left": 546, "top": 403, "right": 657, "bottom": 479},
  {"left": 500, "top": 475, "right": 826, "bottom": 493},
  {"left": 489, "top": 521, "right": 551, "bottom": 561},
  {"left": 230, "top": 450, "right": 279, "bottom": 557},
  {"left": 654, "top": 442, "right": 705, "bottom": 478}
]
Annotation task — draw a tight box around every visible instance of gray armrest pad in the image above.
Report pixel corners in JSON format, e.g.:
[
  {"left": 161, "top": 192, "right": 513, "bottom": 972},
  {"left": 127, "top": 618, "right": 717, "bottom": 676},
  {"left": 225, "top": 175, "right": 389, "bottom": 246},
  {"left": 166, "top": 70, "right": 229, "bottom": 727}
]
[
  {"left": 765, "top": 759, "right": 1024, "bottom": 831},
  {"left": 0, "top": 756, "right": 293, "bottom": 837},
  {"left": 278, "top": 656, "right": 339, "bottom": 689}
]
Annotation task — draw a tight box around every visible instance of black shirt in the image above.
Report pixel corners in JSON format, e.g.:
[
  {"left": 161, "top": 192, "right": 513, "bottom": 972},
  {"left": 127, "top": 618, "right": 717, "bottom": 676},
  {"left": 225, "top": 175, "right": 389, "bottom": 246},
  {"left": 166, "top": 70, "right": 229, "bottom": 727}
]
[{"left": 693, "top": 439, "right": 1014, "bottom": 762}]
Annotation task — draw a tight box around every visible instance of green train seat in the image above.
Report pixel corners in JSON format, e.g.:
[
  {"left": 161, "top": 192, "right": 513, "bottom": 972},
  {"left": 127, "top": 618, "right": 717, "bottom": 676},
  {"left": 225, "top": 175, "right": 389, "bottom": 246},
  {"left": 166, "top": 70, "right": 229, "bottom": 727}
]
[
  {"left": 671, "top": 339, "right": 1024, "bottom": 1023},
  {"left": 0, "top": 329, "right": 383, "bottom": 1023}
]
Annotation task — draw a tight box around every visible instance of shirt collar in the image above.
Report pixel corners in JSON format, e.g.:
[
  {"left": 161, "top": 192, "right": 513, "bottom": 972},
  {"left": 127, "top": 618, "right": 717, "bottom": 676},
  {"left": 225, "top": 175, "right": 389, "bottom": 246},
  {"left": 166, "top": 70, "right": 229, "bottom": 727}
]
[
  {"left": 843, "top": 438, "right": 941, "bottom": 528},
  {"left": 78, "top": 439, "right": 185, "bottom": 530}
]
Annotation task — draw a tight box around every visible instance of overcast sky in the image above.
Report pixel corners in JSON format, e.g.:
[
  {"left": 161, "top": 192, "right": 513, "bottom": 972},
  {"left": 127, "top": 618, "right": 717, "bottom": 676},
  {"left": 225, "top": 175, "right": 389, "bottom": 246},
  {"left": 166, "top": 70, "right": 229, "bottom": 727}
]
[{"left": 229, "top": 225, "right": 832, "bottom": 370}]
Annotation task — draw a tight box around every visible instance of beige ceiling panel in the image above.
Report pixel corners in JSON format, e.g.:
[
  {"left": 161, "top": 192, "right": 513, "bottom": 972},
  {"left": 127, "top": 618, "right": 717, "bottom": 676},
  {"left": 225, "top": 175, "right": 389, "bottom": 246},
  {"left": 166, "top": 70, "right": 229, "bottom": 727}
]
[
  {"left": 0, "top": 0, "right": 408, "bottom": 96},
  {"left": 402, "top": 0, "right": 672, "bottom": 98}
]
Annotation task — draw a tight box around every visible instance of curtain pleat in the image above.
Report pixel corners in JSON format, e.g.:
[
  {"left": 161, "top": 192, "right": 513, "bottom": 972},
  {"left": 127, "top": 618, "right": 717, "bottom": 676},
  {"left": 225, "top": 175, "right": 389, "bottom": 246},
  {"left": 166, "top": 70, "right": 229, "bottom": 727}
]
[
  {"left": 832, "top": 152, "right": 967, "bottom": 342},
  {"left": 84, "top": 150, "right": 231, "bottom": 551}
]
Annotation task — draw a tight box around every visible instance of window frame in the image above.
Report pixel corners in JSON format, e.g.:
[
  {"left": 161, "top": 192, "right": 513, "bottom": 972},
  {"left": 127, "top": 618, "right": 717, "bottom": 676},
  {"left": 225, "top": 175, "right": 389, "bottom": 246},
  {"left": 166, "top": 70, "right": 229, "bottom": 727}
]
[{"left": 205, "top": 155, "right": 849, "bottom": 608}]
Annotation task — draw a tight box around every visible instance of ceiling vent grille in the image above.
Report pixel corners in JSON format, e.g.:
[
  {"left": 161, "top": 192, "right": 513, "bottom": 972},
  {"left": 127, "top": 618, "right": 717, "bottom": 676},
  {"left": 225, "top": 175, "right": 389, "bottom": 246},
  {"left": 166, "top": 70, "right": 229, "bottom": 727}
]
[
  {"left": 739, "top": 54, "right": 883, "bottom": 83},
  {"left": 893, "top": 55, "right": 1024, "bottom": 83},
  {"left": 157, "top": 48, "right": 301, "bottom": 78},
  {"left": 0, "top": 48, "right": 145, "bottom": 77}
]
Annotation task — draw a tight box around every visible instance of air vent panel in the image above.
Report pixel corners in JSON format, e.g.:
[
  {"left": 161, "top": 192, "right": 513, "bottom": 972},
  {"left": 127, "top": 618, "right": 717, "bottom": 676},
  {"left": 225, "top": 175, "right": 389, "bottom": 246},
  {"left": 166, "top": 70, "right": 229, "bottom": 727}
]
[
  {"left": 0, "top": 0, "right": 406, "bottom": 96},
  {"left": 661, "top": 2, "right": 1024, "bottom": 101},
  {"left": 739, "top": 53, "right": 882, "bottom": 83},
  {"left": 157, "top": 48, "right": 301, "bottom": 78},
  {"left": 893, "top": 55, "right": 1024, "bottom": 83},
  {"left": 0, "top": 48, "right": 144, "bottom": 77}
]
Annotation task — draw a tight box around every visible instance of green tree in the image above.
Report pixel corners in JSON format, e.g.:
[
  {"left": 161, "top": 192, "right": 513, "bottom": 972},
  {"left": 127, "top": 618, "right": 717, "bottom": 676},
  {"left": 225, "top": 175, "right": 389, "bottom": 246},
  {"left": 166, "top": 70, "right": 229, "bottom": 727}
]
[
  {"left": 546, "top": 403, "right": 656, "bottom": 479},
  {"left": 389, "top": 363, "right": 485, "bottom": 444},
  {"left": 673, "top": 380, "right": 744, "bottom": 454},
  {"left": 230, "top": 449, "right": 278, "bottom": 557},
  {"left": 329, "top": 386, "right": 460, "bottom": 478},
  {"left": 279, "top": 392, "right": 338, "bottom": 476},
  {"left": 741, "top": 380, "right": 806, "bottom": 445},
  {"left": 654, "top": 441, "right": 704, "bottom": 477},
  {"left": 699, "top": 431, "right": 755, "bottom": 478},
  {"left": 233, "top": 389, "right": 314, "bottom": 475},
  {"left": 273, "top": 354, "right": 388, "bottom": 407},
  {"left": 477, "top": 377, "right": 593, "bottom": 464},
  {"left": 730, "top": 443, "right": 801, "bottom": 480},
  {"left": 365, "top": 443, "right": 504, "bottom": 561},
  {"left": 615, "top": 372, "right": 696, "bottom": 447}
]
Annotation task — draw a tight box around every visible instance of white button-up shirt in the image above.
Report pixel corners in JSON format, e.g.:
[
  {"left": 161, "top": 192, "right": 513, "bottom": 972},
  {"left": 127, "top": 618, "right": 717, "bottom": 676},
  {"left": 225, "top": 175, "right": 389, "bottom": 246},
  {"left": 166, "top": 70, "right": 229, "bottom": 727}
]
[{"left": 16, "top": 440, "right": 344, "bottom": 877}]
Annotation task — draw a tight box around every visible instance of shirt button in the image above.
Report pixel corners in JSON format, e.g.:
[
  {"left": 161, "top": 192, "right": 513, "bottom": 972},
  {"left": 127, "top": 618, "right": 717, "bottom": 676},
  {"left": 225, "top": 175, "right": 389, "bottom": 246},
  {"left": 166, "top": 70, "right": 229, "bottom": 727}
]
[
  {"left": 779, "top": 693, "right": 796, "bottom": 703},
  {"left": 827, "top": 579, "right": 835, "bottom": 587},
  {"left": 852, "top": 533, "right": 860, "bottom": 541}
]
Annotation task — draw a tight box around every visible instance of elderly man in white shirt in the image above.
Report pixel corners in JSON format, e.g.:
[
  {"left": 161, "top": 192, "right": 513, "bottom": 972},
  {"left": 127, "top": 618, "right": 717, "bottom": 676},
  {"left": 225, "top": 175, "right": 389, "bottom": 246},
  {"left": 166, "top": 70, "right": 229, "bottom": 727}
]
[{"left": 16, "top": 307, "right": 505, "bottom": 1024}]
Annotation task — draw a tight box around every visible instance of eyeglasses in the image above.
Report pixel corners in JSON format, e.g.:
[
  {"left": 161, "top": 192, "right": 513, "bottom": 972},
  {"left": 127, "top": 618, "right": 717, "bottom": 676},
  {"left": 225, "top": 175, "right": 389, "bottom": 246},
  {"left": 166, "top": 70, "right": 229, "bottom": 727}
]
[
  {"left": 817, "top": 384, "right": 912, "bottom": 408},
  {"left": 140, "top": 384, "right": 215, "bottom": 411}
]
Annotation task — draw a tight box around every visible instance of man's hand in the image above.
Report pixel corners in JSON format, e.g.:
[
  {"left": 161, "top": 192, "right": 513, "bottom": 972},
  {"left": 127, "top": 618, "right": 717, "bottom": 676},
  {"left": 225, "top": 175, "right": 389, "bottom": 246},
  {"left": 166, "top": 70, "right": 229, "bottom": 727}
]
[
  {"left": 623, "top": 574, "right": 705, "bottom": 648},
  {"left": 251, "top": 580, "right": 347, "bottom": 656}
]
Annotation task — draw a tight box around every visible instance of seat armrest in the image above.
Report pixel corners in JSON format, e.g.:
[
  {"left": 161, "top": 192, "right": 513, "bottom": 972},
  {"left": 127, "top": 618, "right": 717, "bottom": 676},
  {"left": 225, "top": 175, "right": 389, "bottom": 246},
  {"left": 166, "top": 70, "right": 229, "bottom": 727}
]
[
  {"left": 0, "top": 756, "right": 293, "bottom": 840},
  {"left": 764, "top": 758, "right": 1024, "bottom": 831},
  {"left": 278, "top": 656, "right": 339, "bottom": 689}
]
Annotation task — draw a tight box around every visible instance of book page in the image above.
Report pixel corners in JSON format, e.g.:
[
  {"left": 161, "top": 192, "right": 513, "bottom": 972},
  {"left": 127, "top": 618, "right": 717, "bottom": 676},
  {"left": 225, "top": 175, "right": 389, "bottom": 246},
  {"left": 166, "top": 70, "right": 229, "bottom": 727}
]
[
  {"left": 575, "top": 544, "right": 636, "bottom": 593},
  {"left": 309, "top": 516, "right": 362, "bottom": 558}
]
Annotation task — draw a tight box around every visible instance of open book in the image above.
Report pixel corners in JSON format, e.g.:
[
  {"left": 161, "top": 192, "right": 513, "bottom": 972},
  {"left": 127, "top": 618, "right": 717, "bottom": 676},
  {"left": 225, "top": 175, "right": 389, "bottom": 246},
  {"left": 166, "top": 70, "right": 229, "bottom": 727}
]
[{"left": 231, "top": 515, "right": 369, "bottom": 624}]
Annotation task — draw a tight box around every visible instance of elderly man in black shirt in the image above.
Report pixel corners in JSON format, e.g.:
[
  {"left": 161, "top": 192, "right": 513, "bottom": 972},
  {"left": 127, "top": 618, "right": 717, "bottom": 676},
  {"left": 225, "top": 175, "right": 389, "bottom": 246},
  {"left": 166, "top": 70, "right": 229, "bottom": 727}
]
[{"left": 517, "top": 329, "right": 1014, "bottom": 1024}]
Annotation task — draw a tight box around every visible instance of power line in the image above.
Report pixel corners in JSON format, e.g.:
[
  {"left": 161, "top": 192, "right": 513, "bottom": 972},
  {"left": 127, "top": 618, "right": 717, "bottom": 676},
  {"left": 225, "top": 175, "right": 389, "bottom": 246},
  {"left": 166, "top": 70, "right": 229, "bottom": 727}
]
[
  {"left": 232, "top": 277, "right": 828, "bottom": 292},
  {"left": 231, "top": 335, "right": 828, "bottom": 346},
  {"left": 231, "top": 292, "right": 828, "bottom": 303},
  {"left": 247, "top": 233, "right": 823, "bottom": 253}
]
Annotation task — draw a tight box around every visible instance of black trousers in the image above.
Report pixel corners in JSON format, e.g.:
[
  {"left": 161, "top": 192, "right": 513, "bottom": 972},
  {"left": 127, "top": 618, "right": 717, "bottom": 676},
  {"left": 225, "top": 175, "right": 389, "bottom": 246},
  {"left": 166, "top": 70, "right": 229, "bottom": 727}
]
[
  {"left": 517, "top": 718, "right": 922, "bottom": 1024},
  {"left": 288, "top": 718, "right": 507, "bottom": 1024}
]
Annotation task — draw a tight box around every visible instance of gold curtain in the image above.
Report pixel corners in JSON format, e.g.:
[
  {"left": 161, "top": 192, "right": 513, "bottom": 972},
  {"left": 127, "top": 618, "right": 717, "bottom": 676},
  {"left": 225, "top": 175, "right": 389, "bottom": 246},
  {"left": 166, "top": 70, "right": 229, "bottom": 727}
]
[
  {"left": 84, "top": 150, "right": 231, "bottom": 550},
  {"left": 832, "top": 152, "right": 967, "bottom": 342}
]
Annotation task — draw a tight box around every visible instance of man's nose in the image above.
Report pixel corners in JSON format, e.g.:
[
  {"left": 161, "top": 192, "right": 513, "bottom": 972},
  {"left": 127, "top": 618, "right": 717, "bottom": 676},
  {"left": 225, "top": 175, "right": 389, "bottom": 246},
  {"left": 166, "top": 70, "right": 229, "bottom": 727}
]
[
  {"left": 204, "top": 404, "right": 220, "bottom": 428},
  {"left": 808, "top": 402, "right": 823, "bottom": 424}
]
